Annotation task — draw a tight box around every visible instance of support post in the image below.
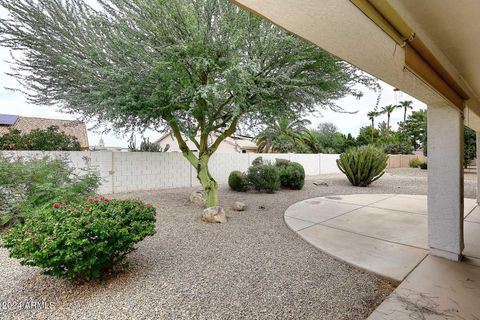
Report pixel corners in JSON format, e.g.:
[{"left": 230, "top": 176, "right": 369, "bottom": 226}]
[
  {"left": 477, "top": 132, "right": 480, "bottom": 204},
  {"left": 427, "top": 104, "right": 464, "bottom": 261}
]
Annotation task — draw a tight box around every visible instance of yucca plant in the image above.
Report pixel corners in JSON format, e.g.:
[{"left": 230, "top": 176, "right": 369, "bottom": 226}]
[{"left": 336, "top": 146, "right": 388, "bottom": 187}]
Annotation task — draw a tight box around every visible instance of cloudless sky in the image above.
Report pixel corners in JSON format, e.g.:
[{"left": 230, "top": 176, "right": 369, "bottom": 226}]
[{"left": 0, "top": 2, "right": 426, "bottom": 148}]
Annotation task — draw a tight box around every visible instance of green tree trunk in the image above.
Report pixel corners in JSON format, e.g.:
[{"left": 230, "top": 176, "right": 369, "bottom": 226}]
[{"left": 196, "top": 155, "right": 218, "bottom": 207}]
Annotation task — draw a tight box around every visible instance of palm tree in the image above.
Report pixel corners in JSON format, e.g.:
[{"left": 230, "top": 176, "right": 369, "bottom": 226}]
[
  {"left": 301, "top": 130, "right": 323, "bottom": 153},
  {"left": 255, "top": 118, "right": 311, "bottom": 153},
  {"left": 397, "top": 100, "right": 413, "bottom": 122},
  {"left": 381, "top": 104, "right": 396, "bottom": 130},
  {"left": 367, "top": 110, "right": 379, "bottom": 128}
]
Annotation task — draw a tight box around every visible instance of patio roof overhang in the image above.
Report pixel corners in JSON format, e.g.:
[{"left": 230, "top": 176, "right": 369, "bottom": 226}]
[{"left": 230, "top": 0, "right": 480, "bottom": 130}]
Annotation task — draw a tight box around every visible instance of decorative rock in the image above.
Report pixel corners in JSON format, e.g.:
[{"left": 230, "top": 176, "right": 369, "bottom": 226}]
[
  {"left": 232, "top": 201, "right": 246, "bottom": 211},
  {"left": 190, "top": 191, "right": 206, "bottom": 207},
  {"left": 201, "top": 206, "right": 227, "bottom": 223}
]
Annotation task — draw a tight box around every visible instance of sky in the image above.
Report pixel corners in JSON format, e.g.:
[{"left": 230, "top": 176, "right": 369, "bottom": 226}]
[{"left": 0, "top": 2, "right": 426, "bottom": 148}]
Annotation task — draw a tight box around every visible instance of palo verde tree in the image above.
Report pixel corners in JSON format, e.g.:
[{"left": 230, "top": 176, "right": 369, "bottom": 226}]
[{"left": 0, "top": 0, "right": 377, "bottom": 207}]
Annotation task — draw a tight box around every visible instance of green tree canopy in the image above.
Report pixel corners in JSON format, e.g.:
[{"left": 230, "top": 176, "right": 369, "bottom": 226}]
[
  {"left": 255, "top": 118, "right": 311, "bottom": 153},
  {"left": 312, "top": 123, "right": 352, "bottom": 153},
  {"left": 0, "top": 126, "right": 82, "bottom": 151},
  {"left": 0, "top": 0, "right": 378, "bottom": 206},
  {"left": 399, "top": 109, "right": 427, "bottom": 151}
]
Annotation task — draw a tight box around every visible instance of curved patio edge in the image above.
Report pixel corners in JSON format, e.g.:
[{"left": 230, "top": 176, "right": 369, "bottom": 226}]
[{"left": 284, "top": 194, "right": 479, "bottom": 282}]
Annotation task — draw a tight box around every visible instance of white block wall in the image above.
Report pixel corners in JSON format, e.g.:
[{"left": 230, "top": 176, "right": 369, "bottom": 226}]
[
  {"left": 320, "top": 154, "right": 342, "bottom": 174},
  {"left": 1, "top": 151, "right": 418, "bottom": 194}
]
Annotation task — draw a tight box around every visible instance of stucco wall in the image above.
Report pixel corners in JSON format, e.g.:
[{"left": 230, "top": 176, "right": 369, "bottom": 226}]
[{"left": 1, "top": 151, "right": 423, "bottom": 194}]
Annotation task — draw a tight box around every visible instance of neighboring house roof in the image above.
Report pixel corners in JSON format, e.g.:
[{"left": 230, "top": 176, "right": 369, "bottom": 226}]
[
  {"left": 0, "top": 114, "right": 89, "bottom": 149},
  {"left": 224, "top": 135, "right": 257, "bottom": 150},
  {"left": 155, "top": 132, "right": 257, "bottom": 151}
]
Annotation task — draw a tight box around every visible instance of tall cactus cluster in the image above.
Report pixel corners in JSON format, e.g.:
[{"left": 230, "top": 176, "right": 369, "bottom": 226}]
[{"left": 336, "top": 146, "right": 388, "bottom": 187}]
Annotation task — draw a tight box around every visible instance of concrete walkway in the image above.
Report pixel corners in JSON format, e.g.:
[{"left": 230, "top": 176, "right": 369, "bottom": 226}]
[{"left": 285, "top": 194, "right": 480, "bottom": 319}]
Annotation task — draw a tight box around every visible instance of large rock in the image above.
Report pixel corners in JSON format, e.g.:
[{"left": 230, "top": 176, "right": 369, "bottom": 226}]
[
  {"left": 190, "top": 191, "right": 206, "bottom": 207},
  {"left": 201, "top": 206, "right": 227, "bottom": 223},
  {"left": 232, "top": 201, "right": 246, "bottom": 211}
]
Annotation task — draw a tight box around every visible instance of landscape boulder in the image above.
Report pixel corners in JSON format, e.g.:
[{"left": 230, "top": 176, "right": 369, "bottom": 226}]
[
  {"left": 190, "top": 191, "right": 206, "bottom": 207},
  {"left": 201, "top": 206, "right": 227, "bottom": 223},
  {"left": 232, "top": 201, "right": 246, "bottom": 211}
]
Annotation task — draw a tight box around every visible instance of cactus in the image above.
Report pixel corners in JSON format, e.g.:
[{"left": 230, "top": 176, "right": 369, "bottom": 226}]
[{"left": 336, "top": 146, "right": 388, "bottom": 187}]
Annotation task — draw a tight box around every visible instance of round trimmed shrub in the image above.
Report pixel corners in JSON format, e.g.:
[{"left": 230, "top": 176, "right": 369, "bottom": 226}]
[
  {"left": 279, "top": 162, "right": 305, "bottom": 190},
  {"left": 228, "top": 170, "right": 248, "bottom": 192},
  {"left": 2, "top": 198, "right": 156, "bottom": 281},
  {"left": 275, "top": 158, "right": 291, "bottom": 168},
  {"left": 247, "top": 164, "right": 280, "bottom": 193},
  {"left": 419, "top": 162, "right": 428, "bottom": 170}
]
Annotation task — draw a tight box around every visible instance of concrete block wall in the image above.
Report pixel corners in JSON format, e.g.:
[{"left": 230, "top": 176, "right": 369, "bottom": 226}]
[
  {"left": 112, "top": 152, "right": 192, "bottom": 193},
  {"left": 1, "top": 151, "right": 423, "bottom": 194},
  {"left": 319, "top": 154, "right": 342, "bottom": 174}
]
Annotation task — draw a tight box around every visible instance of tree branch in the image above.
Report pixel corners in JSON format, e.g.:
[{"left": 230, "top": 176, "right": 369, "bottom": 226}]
[
  {"left": 207, "top": 115, "right": 240, "bottom": 156},
  {"left": 167, "top": 116, "right": 198, "bottom": 166}
]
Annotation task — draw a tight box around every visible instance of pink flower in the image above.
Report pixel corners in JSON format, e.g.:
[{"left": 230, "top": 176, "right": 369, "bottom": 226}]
[
  {"left": 94, "top": 199, "right": 99, "bottom": 203},
  {"left": 87, "top": 197, "right": 94, "bottom": 202},
  {"left": 53, "top": 203, "right": 60, "bottom": 208},
  {"left": 103, "top": 199, "right": 110, "bottom": 203},
  {"left": 146, "top": 204, "right": 151, "bottom": 209},
  {"left": 85, "top": 206, "right": 91, "bottom": 211}
]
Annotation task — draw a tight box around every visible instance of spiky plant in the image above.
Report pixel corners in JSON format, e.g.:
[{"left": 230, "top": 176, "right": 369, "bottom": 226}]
[{"left": 336, "top": 146, "right": 388, "bottom": 187}]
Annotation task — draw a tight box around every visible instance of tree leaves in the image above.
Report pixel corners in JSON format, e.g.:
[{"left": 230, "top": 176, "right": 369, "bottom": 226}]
[{"left": 0, "top": 0, "right": 377, "bottom": 145}]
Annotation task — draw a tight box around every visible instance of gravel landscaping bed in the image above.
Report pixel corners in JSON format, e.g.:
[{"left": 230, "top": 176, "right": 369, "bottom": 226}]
[{"left": 0, "top": 168, "right": 476, "bottom": 320}]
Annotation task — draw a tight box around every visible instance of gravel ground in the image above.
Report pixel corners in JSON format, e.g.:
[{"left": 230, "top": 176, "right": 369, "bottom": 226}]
[{"left": 0, "top": 168, "right": 476, "bottom": 320}]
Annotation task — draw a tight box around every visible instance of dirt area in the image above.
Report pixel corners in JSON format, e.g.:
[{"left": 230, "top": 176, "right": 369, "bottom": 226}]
[{"left": 0, "top": 168, "right": 475, "bottom": 319}]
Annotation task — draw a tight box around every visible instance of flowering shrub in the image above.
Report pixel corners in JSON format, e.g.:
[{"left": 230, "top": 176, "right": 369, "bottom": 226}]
[{"left": 2, "top": 198, "right": 156, "bottom": 281}]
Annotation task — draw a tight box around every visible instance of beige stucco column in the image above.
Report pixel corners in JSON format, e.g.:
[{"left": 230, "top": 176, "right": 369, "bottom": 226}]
[
  {"left": 477, "top": 132, "right": 480, "bottom": 204},
  {"left": 427, "top": 103, "right": 464, "bottom": 261}
]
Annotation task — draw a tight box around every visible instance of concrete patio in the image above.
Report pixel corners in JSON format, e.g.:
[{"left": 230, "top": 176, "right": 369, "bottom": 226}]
[{"left": 285, "top": 194, "right": 480, "bottom": 319}]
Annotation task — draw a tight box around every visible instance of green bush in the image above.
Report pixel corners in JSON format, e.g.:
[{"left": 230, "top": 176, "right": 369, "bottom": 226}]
[
  {"left": 419, "top": 162, "right": 428, "bottom": 170},
  {"left": 408, "top": 158, "right": 422, "bottom": 168},
  {"left": 247, "top": 164, "right": 280, "bottom": 193},
  {"left": 228, "top": 170, "right": 248, "bottom": 192},
  {"left": 336, "top": 146, "right": 388, "bottom": 187},
  {"left": 0, "top": 126, "right": 82, "bottom": 151},
  {"left": 2, "top": 198, "right": 156, "bottom": 281},
  {"left": 0, "top": 156, "right": 100, "bottom": 227},
  {"left": 275, "top": 158, "right": 291, "bottom": 168},
  {"left": 251, "top": 156, "right": 264, "bottom": 167},
  {"left": 277, "top": 161, "right": 305, "bottom": 190},
  {"left": 381, "top": 141, "right": 414, "bottom": 155},
  {"left": 128, "top": 137, "right": 170, "bottom": 152}
]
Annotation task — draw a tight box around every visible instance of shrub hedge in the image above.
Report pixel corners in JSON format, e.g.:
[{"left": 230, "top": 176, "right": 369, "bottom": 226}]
[
  {"left": 0, "top": 156, "right": 100, "bottom": 227},
  {"left": 2, "top": 198, "right": 156, "bottom": 281},
  {"left": 247, "top": 164, "right": 280, "bottom": 193}
]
